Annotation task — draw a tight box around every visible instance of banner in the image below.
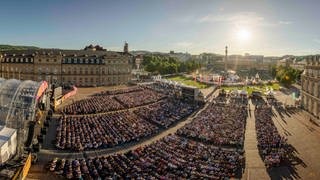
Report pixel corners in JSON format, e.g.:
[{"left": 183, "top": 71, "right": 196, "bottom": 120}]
[
  {"left": 36, "top": 81, "right": 48, "bottom": 101},
  {"left": 21, "top": 153, "right": 32, "bottom": 180}
]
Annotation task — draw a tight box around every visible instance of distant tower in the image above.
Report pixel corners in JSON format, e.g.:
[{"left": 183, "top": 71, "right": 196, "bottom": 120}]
[
  {"left": 225, "top": 46, "right": 228, "bottom": 72},
  {"left": 124, "top": 41, "right": 129, "bottom": 53}
]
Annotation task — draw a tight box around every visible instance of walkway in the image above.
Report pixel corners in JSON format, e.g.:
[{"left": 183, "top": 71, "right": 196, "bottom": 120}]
[{"left": 242, "top": 100, "right": 269, "bottom": 180}]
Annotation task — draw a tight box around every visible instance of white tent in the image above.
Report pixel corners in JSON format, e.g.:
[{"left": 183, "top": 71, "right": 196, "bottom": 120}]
[
  {"left": 265, "top": 90, "right": 275, "bottom": 96},
  {"left": 240, "top": 90, "right": 248, "bottom": 95},
  {"left": 231, "top": 89, "right": 239, "bottom": 95},
  {"left": 0, "top": 126, "right": 17, "bottom": 165}
]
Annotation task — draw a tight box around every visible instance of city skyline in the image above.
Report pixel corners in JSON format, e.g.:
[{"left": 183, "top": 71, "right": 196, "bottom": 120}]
[{"left": 0, "top": 0, "right": 319, "bottom": 56}]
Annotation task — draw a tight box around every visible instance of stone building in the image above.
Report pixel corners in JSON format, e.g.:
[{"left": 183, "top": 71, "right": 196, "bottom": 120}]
[
  {"left": 301, "top": 55, "right": 320, "bottom": 119},
  {"left": 0, "top": 44, "right": 132, "bottom": 87}
]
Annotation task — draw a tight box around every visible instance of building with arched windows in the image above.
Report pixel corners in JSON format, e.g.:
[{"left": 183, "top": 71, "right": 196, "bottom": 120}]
[
  {"left": 301, "top": 55, "right": 320, "bottom": 120},
  {"left": 0, "top": 44, "right": 133, "bottom": 87}
]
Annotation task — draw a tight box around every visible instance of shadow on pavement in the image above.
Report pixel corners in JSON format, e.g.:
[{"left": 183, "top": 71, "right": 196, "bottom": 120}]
[{"left": 267, "top": 144, "right": 307, "bottom": 180}]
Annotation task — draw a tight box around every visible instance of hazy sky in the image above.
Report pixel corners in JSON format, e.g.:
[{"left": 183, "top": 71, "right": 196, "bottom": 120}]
[{"left": 0, "top": 0, "right": 319, "bottom": 56}]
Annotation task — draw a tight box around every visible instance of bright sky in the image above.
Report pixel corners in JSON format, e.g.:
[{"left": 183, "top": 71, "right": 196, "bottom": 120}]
[{"left": 0, "top": 0, "right": 319, "bottom": 56}]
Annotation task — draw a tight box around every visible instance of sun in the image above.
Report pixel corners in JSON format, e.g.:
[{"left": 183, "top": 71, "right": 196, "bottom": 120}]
[{"left": 236, "top": 28, "right": 251, "bottom": 41}]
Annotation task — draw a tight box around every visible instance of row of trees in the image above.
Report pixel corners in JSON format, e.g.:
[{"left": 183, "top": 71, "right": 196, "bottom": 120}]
[
  {"left": 142, "top": 55, "right": 200, "bottom": 74},
  {"left": 270, "top": 65, "right": 303, "bottom": 86}
]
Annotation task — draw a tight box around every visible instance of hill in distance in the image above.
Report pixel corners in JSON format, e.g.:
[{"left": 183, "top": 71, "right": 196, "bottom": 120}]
[{"left": 0, "top": 44, "right": 40, "bottom": 51}]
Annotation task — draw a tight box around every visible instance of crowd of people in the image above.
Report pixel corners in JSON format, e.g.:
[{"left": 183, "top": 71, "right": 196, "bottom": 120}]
[
  {"left": 177, "top": 101, "right": 247, "bottom": 148},
  {"left": 50, "top": 87, "right": 250, "bottom": 178},
  {"left": 55, "top": 97, "right": 200, "bottom": 151},
  {"left": 255, "top": 104, "right": 288, "bottom": 168},
  {"left": 55, "top": 111, "right": 158, "bottom": 151},
  {"left": 133, "top": 98, "right": 199, "bottom": 128},
  {"left": 93, "top": 86, "right": 143, "bottom": 96},
  {"left": 49, "top": 135, "right": 244, "bottom": 179},
  {"left": 60, "top": 87, "right": 165, "bottom": 115},
  {"left": 114, "top": 89, "right": 166, "bottom": 108},
  {"left": 60, "top": 96, "right": 124, "bottom": 115}
]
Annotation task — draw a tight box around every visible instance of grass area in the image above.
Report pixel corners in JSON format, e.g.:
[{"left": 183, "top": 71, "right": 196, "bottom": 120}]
[
  {"left": 167, "top": 76, "right": 210, "bottom": 89},
  {"left": 222, "top": 83, "right": 280, "bottom": 95}
]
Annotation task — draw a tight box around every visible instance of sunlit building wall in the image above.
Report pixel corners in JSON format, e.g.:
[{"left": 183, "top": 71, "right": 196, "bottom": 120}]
[
  {"left": 0, "top": 44, "right": 132, "bottom": 87},
  {"left": 301, "top": 55, "right": 320, "bottom": 119}
]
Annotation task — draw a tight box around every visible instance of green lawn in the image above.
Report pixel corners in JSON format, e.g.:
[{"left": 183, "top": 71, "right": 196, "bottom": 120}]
[
  {"left": 222, "top": 83, "right": 280, "bottom": 95},
  {"left": 167, "top": 76, "right": 210, "bottom": 89}
]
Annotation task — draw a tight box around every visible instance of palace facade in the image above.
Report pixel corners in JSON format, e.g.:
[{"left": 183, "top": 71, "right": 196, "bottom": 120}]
[
  {"left": 301, "top": 55, "right": 320, "bottom": 119},
  {"left": 0, "top": 44, "right": 132, "bottom": 87}
]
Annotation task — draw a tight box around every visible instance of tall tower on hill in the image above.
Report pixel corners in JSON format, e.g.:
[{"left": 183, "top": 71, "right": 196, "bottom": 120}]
[{"left": 124, "top": 41, "right": 129, "bottom": 53}]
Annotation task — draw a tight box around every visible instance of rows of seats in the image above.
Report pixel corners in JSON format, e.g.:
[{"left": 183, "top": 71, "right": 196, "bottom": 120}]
[
  {"left": 133, "top": 98, "right": 199, "bottom": 127},
  {"left": 55, "top": 111, "right": 158, "bottom": 151},
  {"left": 49, "top": 135, "right": 244, "bottom": 179},
  {"left": 255, "top": 105, "right": 288, "bottom": 168},
  {"left": 177, "top": 101, "right": 247, "bottom": 147}
]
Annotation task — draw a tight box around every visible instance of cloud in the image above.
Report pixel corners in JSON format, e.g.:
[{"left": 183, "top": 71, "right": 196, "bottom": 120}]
[
  {"left": 198, "top": 12, "right": 264, "bottom": 26},
  {"left": 177, "top": 12, "right": 293, "bottom": 28},
  {"left": 279, "top": 21, "right": 293, "bottom": 25}
]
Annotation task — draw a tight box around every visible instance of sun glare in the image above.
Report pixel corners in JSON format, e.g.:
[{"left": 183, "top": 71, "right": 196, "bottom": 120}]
[{"left": 236, "top": 28, "right": 251, "bottom": 41}]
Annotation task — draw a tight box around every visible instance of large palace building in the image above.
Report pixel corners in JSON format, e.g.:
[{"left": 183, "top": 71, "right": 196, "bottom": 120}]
[
  {"left": 301, "top": 55, "right": 320, "bottom": 119},
  {"left": 0, "top": 43, "right": 132, "bottom": 87}
]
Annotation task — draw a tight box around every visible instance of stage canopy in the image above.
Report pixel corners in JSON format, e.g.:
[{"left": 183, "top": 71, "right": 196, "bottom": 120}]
[{"left": 0, "top": 79, "right": 46, "bottom": 128}]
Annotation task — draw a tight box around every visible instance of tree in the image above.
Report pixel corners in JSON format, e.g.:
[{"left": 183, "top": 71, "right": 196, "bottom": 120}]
[
  {"left": 142, "top": 55, "right": 199, "bottom": 75},
  {"left": 275, "top": 65, "right": 302, "bottom": 86}
]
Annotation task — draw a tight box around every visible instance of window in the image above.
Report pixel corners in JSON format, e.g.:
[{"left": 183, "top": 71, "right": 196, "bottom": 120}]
[{"left": 53, "top": 67, "right": 58, "bottom": 75}]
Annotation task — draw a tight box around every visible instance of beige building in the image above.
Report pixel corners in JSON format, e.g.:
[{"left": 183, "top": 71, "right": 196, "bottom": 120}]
[
  {"left": 0, "top": 44, "right": 132, "bottom": 87},
  {"left": 301, "top": 55, "right": 320, "bottom": 119}
]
